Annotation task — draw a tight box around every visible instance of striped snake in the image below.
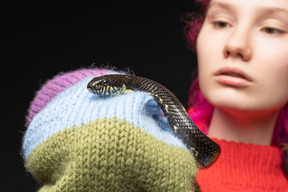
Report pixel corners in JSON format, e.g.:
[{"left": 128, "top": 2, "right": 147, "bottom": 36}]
[{"left": 87, "top": 74, "right": 221, "bottom": 168}]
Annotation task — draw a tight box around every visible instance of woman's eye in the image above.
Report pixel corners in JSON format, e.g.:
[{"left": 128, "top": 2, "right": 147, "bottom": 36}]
[
  {"left": 262, "top": 27, "right": 284, "bottom": 35},
  {"left": 213, "top": 21, "right": 230, "bottom": 29}
]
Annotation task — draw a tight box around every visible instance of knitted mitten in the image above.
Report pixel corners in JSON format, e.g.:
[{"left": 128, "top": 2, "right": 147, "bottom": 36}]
[{"left": 22, "top": 68, "right": 199, "bottom": 192}]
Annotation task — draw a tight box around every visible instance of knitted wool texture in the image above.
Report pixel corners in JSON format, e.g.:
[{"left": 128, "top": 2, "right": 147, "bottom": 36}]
[
  {"left": 196, "top": 139, "right": 288, "bottom": 192},
  {"left": 26, "top": 68, "right": 113, "bottom": 126},
  {"left": 22, "top": 68, "right": 199, "bottom": 192}
]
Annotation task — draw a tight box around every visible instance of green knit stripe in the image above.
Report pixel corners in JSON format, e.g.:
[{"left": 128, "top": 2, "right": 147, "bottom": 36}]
[{"left": 26, "top": 118, "right": 198, "bottom": 192}]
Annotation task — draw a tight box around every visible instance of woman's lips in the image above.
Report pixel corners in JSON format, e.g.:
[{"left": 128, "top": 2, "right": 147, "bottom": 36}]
[{"left": 214, "top": 67, "right": 252, "bottom": 87}]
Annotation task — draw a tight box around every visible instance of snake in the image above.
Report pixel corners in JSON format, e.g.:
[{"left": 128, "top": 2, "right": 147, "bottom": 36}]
[{"left": 87, "top": 74, "right": 221, "bottom": 168}]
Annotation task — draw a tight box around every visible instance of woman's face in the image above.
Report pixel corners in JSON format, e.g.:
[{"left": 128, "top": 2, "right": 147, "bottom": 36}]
[{"left": 197, "top": 0, "right": 288, "bottom": 113}]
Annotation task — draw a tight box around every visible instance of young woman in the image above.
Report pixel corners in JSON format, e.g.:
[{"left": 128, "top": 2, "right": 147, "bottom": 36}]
[{"left": 185, "top": 0, "right": 288, "bottom": 190}]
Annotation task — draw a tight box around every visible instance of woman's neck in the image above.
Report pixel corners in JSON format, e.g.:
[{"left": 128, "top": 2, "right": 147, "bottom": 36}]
[{"left": 207, "top": 107, "right": 279, "bottom": 145}]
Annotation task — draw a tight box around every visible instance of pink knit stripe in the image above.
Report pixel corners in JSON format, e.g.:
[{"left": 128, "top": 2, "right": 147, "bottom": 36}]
[{"left": 26, "top": 68, "right": 112, "bottom": 126}]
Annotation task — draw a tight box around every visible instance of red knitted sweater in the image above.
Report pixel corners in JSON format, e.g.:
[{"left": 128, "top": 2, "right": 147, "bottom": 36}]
[{"left": 196, "top": 139, "right": 288, "bottom": 191}]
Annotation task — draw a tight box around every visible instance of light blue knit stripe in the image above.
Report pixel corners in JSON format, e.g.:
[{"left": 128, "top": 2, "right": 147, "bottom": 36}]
[{"left": 23, "top": 77, "right": 188, "bottom": 160}]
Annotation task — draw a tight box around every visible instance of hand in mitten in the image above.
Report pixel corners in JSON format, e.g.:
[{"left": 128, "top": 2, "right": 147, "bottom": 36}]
[{"left": 22, "top": 68, "right": 199, "bottom": 192}]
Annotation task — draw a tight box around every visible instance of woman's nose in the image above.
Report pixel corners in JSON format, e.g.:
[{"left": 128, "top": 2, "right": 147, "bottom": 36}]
[{"left": 223, "top": 29, "right": 252, "bottom": 61}]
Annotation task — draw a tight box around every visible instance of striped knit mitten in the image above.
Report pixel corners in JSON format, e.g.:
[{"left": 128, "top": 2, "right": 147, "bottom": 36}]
[{"left": 22, "top": 68, "right": 199, "bottom": 192}]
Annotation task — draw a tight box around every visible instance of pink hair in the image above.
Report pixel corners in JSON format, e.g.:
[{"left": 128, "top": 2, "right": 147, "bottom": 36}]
[
  {"left": 184, "top": 0, "right": 288, "bottom": 177},
  {"left": 183, "top": 0, "right": 209, "bottom": 52},
  {"left": 187, "top": 78, "right": 213, "bottom": 135}
]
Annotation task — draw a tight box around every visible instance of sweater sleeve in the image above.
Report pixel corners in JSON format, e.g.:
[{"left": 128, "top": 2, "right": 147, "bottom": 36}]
[{"left": 22, "top": 68, "right": 199, "bottom": 192}]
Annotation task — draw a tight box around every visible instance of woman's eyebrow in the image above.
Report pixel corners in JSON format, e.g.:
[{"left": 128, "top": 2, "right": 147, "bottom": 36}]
[
  {"left": 255, "top": 6, "right": 288, "bottom": 23},
  {"left": 208, "top": 2, "right": 288, "bottom": 15},
  {"left": 257, "top": 6, "right": 288, "bottom": 16},
  {"left": 207, "top": 1, "right": 234, "bottom": 12}
]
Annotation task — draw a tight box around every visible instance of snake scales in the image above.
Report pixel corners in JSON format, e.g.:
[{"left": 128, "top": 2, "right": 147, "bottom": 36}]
[{"left": 87, "top": 74, "right": 221, "bottom": 168}]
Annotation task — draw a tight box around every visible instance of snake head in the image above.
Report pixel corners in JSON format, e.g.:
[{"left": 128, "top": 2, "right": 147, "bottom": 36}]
[
  {"left": 87, "top": 75, "right": 131, "bottom": 96},
  {"left": 87, "top": 78, "right": 108, "bottom": 94}
]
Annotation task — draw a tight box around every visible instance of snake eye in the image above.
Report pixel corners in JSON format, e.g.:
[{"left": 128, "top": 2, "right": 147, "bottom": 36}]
[
  {"left": 88, "top": 78, "right": 109, "bottom": 92},
  {"left": 94, "top": 79, "right": 109, "bottom": 87},
  {"left": 100, "top": 79, "right": 109, "bottom": 85}
]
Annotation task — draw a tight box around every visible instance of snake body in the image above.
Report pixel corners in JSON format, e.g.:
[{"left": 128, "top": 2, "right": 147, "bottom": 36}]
[{"left": 87, "top": 74, "right": 221, "bottom": 168}]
